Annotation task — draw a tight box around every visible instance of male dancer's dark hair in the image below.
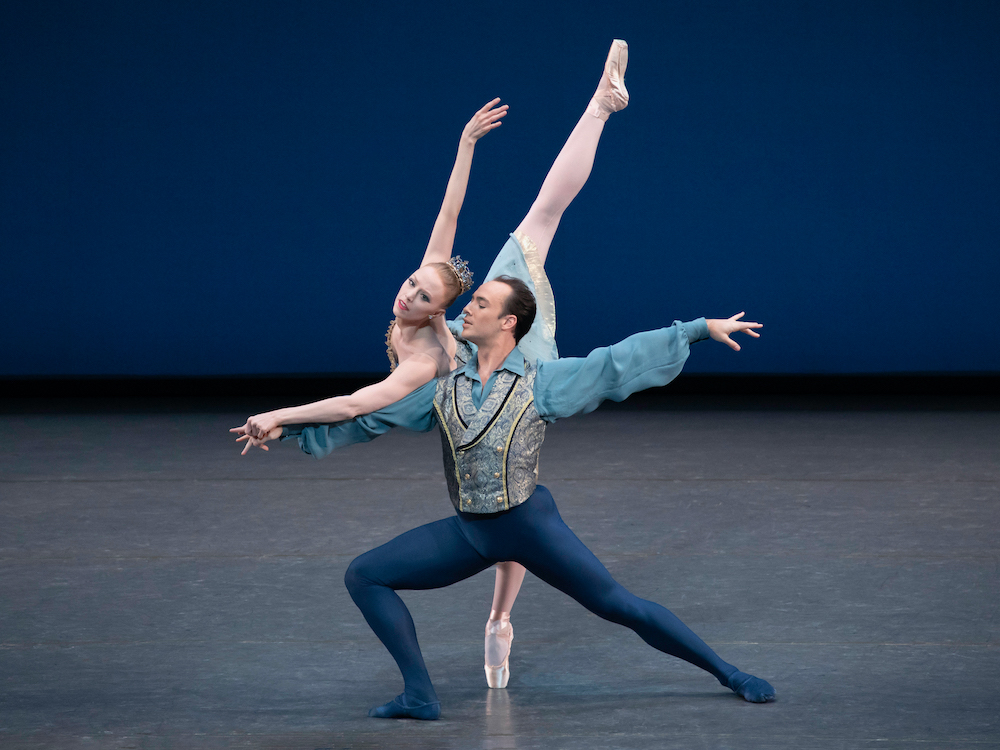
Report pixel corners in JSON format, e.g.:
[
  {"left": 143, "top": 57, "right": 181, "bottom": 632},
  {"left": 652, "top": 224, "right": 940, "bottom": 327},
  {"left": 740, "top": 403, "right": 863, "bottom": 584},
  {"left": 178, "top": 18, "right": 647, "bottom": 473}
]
[{"left": 494, "top": 275, "right": 536, "bottom": 343}]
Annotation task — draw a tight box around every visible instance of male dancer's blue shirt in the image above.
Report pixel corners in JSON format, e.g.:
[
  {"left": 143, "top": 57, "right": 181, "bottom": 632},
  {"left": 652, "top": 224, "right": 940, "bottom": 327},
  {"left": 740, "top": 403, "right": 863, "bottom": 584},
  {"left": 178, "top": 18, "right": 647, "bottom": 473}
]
[{"left": 283, "top": 319, "right": 710, "bottom": 458}]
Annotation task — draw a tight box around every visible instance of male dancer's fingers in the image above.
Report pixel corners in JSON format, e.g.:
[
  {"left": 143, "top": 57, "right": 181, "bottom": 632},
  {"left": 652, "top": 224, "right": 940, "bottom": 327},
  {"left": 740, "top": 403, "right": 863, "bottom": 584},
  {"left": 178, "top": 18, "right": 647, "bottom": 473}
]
[
  {"left": 229, "top": 425, "right": 248, "bottom": 434},
  {"left": 720, "top": 332, "right": 740, "bottom": 351}
]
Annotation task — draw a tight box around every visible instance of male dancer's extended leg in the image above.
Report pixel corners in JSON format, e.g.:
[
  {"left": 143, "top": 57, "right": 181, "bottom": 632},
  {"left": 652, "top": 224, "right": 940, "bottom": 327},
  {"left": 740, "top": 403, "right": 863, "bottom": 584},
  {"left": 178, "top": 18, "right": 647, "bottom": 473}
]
[
  {"left": 466, "top": 487, "right": 776, "bottom": 703},
  {"left": 344, "top": 517, "right": 493, "bottom": 719}
]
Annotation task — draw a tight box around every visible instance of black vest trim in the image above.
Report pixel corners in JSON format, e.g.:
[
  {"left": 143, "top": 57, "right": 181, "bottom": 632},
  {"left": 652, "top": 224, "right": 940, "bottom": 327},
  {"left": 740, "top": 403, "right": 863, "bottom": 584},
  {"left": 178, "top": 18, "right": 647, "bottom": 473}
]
[{"left": 457, "top": 373, "right": 521, "bottom": 451}]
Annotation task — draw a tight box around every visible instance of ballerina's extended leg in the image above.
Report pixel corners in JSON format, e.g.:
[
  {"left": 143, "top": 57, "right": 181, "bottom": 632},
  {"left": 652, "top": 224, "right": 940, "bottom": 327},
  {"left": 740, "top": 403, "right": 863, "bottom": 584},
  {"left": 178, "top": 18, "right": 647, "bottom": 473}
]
[{"left": 514, "top": 39, "right": 630, "bottom": 265}]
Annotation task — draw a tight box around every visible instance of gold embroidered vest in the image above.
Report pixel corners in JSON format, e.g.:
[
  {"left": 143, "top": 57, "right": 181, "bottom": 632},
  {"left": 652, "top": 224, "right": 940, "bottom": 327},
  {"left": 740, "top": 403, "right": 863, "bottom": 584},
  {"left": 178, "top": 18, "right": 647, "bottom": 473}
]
[{"left": 433, "top": 360, "right": 546, "bottom": 513}]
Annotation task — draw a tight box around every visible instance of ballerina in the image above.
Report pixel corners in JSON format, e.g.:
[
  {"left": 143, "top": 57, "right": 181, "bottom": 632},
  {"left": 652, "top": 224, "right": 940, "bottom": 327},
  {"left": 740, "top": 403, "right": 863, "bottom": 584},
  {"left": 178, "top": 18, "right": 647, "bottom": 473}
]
[{"left": 233, "top": 39, "right": 632, "bottom": 690}]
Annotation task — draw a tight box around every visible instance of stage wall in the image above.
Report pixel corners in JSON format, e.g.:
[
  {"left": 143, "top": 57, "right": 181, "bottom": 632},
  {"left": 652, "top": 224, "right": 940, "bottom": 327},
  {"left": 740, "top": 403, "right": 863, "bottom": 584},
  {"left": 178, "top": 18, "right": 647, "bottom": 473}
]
[{"left": 2, "top": 0, "right": 998, "bottom": 376}]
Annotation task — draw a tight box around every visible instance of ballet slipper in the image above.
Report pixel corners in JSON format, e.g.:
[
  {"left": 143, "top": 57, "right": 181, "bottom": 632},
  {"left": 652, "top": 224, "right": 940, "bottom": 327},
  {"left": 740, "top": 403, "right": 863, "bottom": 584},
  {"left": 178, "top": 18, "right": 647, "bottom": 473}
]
[
  {"left": 367, "top": 693, "right": 441, "bottom": 720},
  {"left": 484, "top": 619, "right": 514, "bottom": 689},
  {"left": 586, "top": 39, "right": 629, "bottom": 121},
  {"left": 727, "top": 670, "right": 777, "bottom": 703}
]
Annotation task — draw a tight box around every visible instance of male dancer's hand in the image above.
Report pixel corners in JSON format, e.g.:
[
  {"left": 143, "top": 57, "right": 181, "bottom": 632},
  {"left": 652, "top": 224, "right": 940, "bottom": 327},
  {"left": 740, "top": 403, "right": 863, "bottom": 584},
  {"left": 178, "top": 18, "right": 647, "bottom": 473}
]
[{"left": 706, "top": 313, "right": 763, "bottom": 351}]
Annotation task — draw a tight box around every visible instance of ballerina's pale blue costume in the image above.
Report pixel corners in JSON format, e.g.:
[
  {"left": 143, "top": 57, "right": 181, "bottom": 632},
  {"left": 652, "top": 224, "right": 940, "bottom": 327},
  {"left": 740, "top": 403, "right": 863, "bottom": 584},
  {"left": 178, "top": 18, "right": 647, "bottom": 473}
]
[{"left": 450, "top": 232, "right": 559, "bottom": 368}]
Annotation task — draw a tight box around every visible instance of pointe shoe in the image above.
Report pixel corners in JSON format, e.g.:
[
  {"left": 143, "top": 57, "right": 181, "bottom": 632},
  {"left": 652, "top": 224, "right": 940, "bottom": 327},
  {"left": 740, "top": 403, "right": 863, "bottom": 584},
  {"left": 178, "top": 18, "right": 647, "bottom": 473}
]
[
  {"left": 484, "top": 619, "right": 513, "bottom": 689},
  {"left": 586, "top": 39, "right": 629, "bottom": 121}
]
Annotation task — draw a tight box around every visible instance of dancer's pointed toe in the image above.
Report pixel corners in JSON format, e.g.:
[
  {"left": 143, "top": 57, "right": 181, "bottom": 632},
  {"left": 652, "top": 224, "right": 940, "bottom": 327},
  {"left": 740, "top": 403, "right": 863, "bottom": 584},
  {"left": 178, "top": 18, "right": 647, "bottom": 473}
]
[
  {"left": 367, "top": 693, "right": 441, "bottom": 720},
  {"left": 587, "top": 39, "right": 629, "bottom": 121},
  {"left": 484, "top": 619, "right": 514, "bottom": 689}
]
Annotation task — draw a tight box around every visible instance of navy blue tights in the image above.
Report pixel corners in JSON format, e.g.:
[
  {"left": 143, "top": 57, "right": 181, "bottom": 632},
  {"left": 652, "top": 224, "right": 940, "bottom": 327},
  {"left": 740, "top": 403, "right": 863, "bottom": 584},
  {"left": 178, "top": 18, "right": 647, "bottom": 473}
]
[{"left": 345, "top": 486, "right": 753, "bottom": 710}]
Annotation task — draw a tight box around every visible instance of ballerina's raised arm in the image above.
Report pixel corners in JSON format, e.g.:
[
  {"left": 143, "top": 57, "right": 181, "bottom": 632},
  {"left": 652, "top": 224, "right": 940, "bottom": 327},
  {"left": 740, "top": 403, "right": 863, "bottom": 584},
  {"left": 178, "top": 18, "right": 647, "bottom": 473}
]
[
  {"left": 230, "top": 100, "right": 506, "bottom": 451},
  {"left": 421, "top": 97, "right": 507, "bottom": 267}
]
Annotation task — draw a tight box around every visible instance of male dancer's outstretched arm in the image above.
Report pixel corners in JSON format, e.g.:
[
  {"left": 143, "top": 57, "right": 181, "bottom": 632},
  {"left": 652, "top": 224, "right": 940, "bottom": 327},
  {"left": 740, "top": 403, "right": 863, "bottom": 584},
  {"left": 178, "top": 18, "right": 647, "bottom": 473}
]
[{"left": 238, "top": 311, "right": 761, "bottom": 454}]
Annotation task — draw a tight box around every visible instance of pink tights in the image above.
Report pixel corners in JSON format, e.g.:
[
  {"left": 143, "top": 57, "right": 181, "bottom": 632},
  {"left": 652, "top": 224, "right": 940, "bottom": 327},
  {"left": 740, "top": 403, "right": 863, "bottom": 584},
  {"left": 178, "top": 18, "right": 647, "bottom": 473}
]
[
  {"left": 514, "top": 112, "right": 606, "bottom": 266},
  {"left": 490, "top": 102, "right": 610, "bottom": 623}
]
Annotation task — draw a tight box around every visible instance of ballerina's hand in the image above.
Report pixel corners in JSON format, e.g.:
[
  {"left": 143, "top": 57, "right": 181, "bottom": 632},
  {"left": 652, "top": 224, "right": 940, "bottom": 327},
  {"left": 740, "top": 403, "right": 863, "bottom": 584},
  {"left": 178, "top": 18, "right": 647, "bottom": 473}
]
[
  {"left": 246, "top": 412, "right": 281, "bottom": 438},
  {"left": 706, "top": 312, "right": 763, "bottom": 352},
  {"left": 463, "top": 98, "right": 508, "bottom": 143},
  {"left": 229, "top": 423, "right": 282, "bottom": 455}
]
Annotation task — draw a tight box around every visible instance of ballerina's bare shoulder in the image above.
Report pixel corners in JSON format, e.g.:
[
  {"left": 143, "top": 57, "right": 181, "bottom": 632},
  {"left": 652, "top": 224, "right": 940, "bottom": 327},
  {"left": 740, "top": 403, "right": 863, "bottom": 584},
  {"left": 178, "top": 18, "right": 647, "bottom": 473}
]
[{"left": 386, "top": 318, "right": 459, "bottom": 377}]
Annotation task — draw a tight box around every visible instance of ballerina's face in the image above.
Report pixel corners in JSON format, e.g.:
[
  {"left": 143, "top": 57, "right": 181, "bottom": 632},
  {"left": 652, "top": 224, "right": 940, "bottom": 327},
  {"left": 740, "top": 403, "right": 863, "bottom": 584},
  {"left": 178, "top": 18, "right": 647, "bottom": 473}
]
[{"left": 394, "top": 267, "right": 448, "bottom": 322}]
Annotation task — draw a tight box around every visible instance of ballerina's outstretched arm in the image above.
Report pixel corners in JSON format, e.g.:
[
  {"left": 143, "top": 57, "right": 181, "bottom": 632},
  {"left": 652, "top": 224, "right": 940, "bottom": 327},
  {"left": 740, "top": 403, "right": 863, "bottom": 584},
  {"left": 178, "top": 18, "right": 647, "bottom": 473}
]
[
  {"left": 420, "top": 98, "right": 508, "bottom": 267},
  {"left": 229, "top": 353, "right": 439, "bottom": 454}
]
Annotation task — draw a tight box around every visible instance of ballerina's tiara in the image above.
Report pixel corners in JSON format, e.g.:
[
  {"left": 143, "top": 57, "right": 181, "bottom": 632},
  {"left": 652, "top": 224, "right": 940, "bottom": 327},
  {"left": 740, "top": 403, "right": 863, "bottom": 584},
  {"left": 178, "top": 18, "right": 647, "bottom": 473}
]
[{"left": 445, "top": 255, "right": 475, "bottom": 294}]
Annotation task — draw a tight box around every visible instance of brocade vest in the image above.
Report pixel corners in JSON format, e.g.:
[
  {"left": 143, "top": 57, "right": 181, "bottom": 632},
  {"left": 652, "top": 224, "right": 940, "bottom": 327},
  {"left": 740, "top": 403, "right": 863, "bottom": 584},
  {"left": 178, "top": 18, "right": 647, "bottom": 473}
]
[{"left": 433, "top": 360, "right": 546, "bottom": 513}]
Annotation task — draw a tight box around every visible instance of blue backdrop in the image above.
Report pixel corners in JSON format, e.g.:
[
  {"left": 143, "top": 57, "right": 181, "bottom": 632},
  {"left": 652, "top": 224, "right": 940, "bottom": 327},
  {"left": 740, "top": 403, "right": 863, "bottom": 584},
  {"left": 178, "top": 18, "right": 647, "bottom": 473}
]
[{"left": 3, "top": 0, "right": 998, "bottom": 376}]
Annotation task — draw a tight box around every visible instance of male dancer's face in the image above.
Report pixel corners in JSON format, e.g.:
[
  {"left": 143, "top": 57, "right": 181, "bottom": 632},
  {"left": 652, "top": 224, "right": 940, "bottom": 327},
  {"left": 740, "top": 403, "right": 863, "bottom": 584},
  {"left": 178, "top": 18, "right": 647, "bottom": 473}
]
[{"left": 461, "top": 280, "right": 515, "bottom": 346}]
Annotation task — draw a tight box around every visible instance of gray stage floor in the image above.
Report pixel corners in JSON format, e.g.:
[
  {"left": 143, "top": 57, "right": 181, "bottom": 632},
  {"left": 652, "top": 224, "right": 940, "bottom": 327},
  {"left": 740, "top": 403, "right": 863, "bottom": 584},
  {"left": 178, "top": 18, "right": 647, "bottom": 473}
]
[{"left": 2, "top": 402, "right": 999, "bottom": 749}]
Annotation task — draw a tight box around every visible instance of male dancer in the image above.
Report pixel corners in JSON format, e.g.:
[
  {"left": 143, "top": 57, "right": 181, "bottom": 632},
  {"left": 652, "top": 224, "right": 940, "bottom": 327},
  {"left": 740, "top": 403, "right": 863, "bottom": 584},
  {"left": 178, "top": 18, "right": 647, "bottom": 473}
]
[{"left": 236, "top": 278, "right": 774, "bottom": 719}]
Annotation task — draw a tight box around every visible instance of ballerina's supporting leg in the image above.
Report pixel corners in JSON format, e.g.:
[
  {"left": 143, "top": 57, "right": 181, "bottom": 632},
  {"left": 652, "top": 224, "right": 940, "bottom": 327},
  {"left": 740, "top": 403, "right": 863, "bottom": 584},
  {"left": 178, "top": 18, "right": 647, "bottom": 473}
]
[
  {"left": 484, "top": 562, "right": 526, "bottom": 688},
  {"left": 491, "top": 562, "right": 527, "bottom": 620}
]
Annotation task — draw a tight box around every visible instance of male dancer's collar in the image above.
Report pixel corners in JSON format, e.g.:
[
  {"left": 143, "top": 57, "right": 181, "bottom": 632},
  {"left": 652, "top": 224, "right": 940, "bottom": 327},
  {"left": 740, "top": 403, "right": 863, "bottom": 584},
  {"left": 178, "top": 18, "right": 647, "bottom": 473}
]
[{"left": 461, "top": 346, "right": 526, "bottom": 383}]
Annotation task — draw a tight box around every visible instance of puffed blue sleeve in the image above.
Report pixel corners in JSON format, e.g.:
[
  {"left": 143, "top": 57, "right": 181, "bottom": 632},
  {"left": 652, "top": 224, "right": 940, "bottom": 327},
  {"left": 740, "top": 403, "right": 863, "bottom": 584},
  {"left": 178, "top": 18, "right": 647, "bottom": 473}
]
[
  {"left": 534, "top": 319, "right": 710, "bottom": 421},
  {"left": 281, "top": 379, "right": 439, "bottom": 459}
]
